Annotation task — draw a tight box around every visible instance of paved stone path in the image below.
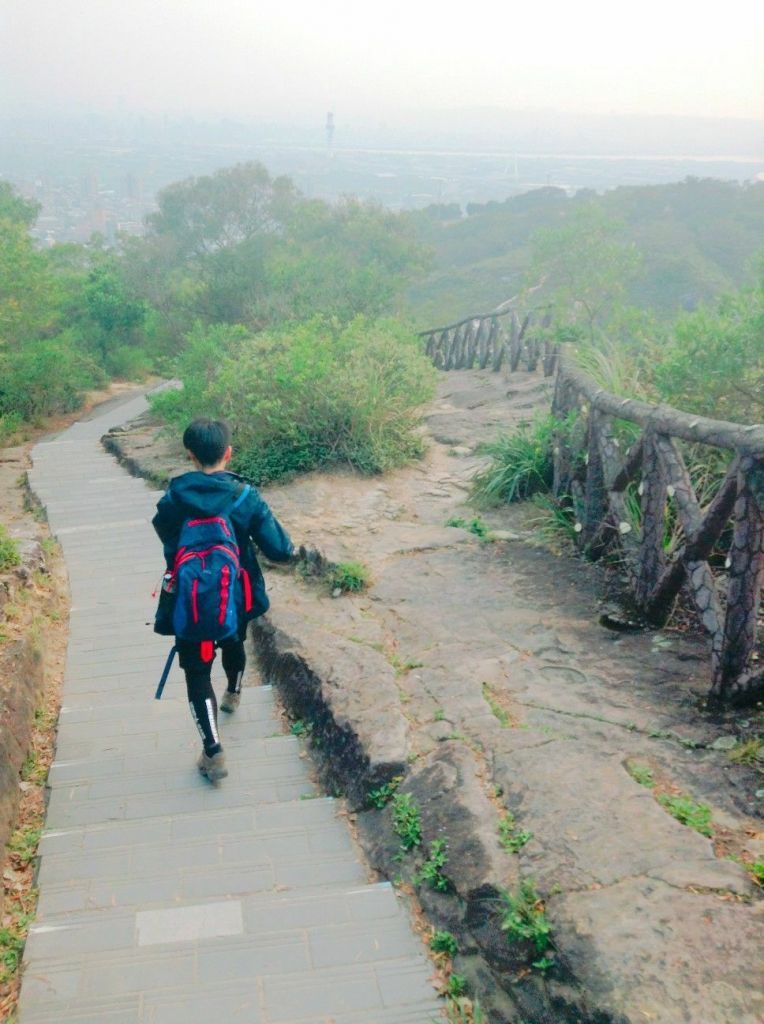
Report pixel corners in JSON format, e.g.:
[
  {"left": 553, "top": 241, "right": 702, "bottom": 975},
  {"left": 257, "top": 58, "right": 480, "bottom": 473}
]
[{"left": 20, "top": 392, "right": 440, "bottom": 1024}]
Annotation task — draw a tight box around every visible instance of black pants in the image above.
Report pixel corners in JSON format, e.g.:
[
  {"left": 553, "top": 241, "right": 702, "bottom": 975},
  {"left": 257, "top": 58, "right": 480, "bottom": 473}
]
[{"left": 177, "top": 630, "right": 247, "bottom": 755}]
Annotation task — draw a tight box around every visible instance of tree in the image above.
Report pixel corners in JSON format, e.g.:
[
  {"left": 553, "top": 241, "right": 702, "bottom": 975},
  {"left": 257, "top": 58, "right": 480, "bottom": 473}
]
[
  {"left": 123, "top": 162, "right": 427, "bottom": 339},
  {"left": 84, "top": 264, "right": 146, "bottom": 360},
  {"left": 526, "top": 204, "right": 642, "bottom": 339}
]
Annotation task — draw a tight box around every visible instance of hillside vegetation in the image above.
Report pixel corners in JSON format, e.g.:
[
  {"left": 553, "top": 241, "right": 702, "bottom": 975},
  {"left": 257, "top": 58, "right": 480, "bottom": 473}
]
[
  {"left": 0, "top": 164, "right": 435, "bottom": 482},
  {"left": 408, "top": 178, "right": 764, "bottom": 328},
  {"left": 1, "top": 168, "right": 761, "bottom": 482}
]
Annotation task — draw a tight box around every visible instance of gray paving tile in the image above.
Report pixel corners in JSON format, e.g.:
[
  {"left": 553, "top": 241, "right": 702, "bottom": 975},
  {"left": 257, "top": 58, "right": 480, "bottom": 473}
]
[
  {"left": 308, "top": 918, "right": 421, "bottom": 969},
  {"left": 265, "top": 965, "right": 383, "bottom": 1020},
  {"left": 144, "top": 989, "right": 264, "bottom": 1024}
]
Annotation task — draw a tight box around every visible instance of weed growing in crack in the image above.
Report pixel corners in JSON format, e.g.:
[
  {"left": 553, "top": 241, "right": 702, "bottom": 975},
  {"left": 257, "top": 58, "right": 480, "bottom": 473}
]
[
  {"left": 327, "top": 560, "right": 371, "bottom": 594},
  {"left": 414, "top": 837, "right": 450, "bottom": 892},
  {"left": 0, "top": 913, "right": 33, "bottom": 983},
  {"left": 726, "top": 853, "right": 764, "bottom": 888},
  {"left": 528, "top": 492, "right": 579, "bottom": 552},
  {"left": 626, "top": 763, "right": 655, "bottom": 788},
  {"left": 498, "top": 813, "right": 532, "bottom": 853},
  {"left": 0, "top": 525, "right": 21, "bottom": 571},
  {"left": 728, "top": 738, "right": 764, "bottom": 767},
  {"left": 437, "top": 997, "right": 488, "bottom": 1023},
  {"left": 390, "top": 653, "right": 425, "bottom": 676},
  {"left": 391, "top": 792, "right": 422, "bottom": 851},
  {"left": 447, "top": 974, "right": 468, "bottom": 998},
  {"left": 500, "top": 880, "right": 552, "bottom": 953},
  {"left": 7, "top": 827, "right": 41, "bottom": 868},
  {"left": 368, "top": 775, "right": 402, "bottom": 809},
  {"left": 532, "top": 955, "right": 555, "bottom": 972},
  {"left": 429, "top": 929, "right": 459, "bottom": 956},
  {"left": 657, "top": 793, "right": 713, "bottom": 837},
  {"left": 446, "top": 516, "right": 489, "bottom": 539},
  {"left": 289, "top": 719, "right": 312, "bottom": 737},
  {"left": 482, "top": 683, "right": 509, "bottom": 727}
]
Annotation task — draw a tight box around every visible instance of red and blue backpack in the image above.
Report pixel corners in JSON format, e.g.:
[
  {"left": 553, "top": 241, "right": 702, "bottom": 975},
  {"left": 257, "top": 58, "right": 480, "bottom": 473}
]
[{"left": 155, "top": 485, "right": 254, "bottom": 642}]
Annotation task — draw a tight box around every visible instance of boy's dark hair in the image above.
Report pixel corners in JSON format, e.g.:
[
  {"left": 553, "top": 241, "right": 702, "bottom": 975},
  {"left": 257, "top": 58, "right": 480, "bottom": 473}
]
[{"left": 183, "top": 418, "right": 232, "bottom": 467}]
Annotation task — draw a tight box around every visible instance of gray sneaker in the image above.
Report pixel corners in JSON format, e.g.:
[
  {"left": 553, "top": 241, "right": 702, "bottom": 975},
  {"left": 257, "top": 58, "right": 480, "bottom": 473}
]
[
  {"left": 198, "top": 749, "right": 228, "bottom": 782},
  {"left": 220, "top": 690, "right": 241, "bottom": 714}
]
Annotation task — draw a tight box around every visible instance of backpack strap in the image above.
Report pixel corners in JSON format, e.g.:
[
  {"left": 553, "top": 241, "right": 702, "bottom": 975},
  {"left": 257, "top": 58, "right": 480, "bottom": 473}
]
[
  {"left": 231, "top": 483, "right": 251, "bottom": 510},
  {"left": 155, "top": 645, "right": 177, "bottom": 700}
]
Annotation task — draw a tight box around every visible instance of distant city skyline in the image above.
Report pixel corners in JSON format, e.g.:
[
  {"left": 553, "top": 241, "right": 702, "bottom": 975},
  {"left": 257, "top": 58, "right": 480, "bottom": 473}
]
[{"left": 2, "top": 0, "right": 763, "bottom": 124}]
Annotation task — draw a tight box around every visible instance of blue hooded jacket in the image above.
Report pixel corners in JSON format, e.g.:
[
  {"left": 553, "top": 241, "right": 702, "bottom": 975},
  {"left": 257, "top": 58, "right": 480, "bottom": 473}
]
[{"left": 152, "top": 470, "right": 293, "bottom": 621}]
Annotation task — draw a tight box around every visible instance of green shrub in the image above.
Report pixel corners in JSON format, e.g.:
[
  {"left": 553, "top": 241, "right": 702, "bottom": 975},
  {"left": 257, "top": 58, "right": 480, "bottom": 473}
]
[
  {"left": 151, "top": 317, "right": 436, "bottom": 484},
  {"left": 105, "top": 345, "right": 153, "bottom": 380},
  {"left": 0, "top": 412, "right": 24, "bottom": 445},
  {"left": 0, "top": 335, "right": 105, "bottom": 421},
  {"left": 472, "top": 413, "right": 563, "bottom": 506},
  {"left": 0, "top": 525, "right": 20, "bottom": 571}
]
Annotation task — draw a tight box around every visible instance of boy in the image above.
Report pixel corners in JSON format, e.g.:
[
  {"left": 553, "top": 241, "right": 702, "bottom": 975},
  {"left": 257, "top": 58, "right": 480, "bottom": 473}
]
[{"left": 152, "top": 418, "right": 293, "bottom": 781}]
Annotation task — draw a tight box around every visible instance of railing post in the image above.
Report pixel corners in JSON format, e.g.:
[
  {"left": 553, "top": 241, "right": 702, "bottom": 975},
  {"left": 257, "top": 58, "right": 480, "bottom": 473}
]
[
  {"left": 465, "top": 320, "right": 479, "bottom": 369},
  {"left": 489, "top": 317, "right": 503, "bottom": 371},
  {"left": 581, "top": 410, "right": 608, "bottom": 557},
  {"left": 713, "top": 455, "right": 764, "bottom": 699},
  {"left": 634, "top": 429, "right": 668, "bottom": 608},
  {"left": 478, "top": 318, "right": 490, "bottom": 368},
  {"left": 509, "top": 313, "right": 523, "bottom": 371}
]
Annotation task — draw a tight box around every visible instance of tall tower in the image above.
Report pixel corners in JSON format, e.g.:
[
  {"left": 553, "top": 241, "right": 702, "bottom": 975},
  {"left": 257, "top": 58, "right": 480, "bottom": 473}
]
[{"left": 325, "top": 111, "right": 335, "bottom": 150}]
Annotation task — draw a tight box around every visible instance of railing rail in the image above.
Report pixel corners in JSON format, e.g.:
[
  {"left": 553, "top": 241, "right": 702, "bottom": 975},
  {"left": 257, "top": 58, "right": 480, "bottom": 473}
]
[{"left": 421, "top": 307, "right": 764, "bottom": 704}]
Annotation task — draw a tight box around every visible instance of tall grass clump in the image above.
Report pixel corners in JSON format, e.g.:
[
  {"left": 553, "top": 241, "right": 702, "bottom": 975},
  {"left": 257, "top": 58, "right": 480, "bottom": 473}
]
[
  {"left": 0, "top": 525, "right": 20, "bottom": 571},
  {"left": 472, "top": 413, "right": 563, "bottom": 506},
  {"left": 150, "top": 317, "right": 436, "bottom": 484}
]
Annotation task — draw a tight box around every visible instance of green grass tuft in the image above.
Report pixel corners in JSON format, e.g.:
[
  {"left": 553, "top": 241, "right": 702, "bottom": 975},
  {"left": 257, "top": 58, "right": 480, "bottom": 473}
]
[
  {"left": 471, "top": 413, "right": 567, "bottom": 506},
  {"left": 327, "top": 560, "right": 371, "bottom": 593},
  {"left": 429, "top": 929, "right": 459, "bottom": 956},
  {"left": 500, "top": 880, "right": 552, "bottom": 953},
  {"left": 391, "top": 792, "right": 422, "bottom": 851},
  {"left": 657, "top": 793, "right": 713, "bottom": 837},
  {"left": 0, "top": 525, "right": 21, "bottom": 571}
]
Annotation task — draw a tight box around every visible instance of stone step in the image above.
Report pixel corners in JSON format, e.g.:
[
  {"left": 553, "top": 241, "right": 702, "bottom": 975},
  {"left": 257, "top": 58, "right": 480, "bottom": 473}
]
[
  {"left": 26, "top": 885, "right": 407, "bottom": 965},
  {"left": 36, "top": 847, "right": 368, "bottom": 919},
  {"left": 39, "top": 793, "right": 342, "bottom": 859},
  {"left": 18, "top": 955, "right": 437, "bottom": 1024},
  {"left": 43, "top": 770, "right": 316, "bottom": 829},
  {"left": 43, "top": 749, "right": 307, "bottom": 802},
  {"left": 56, "top": 682, "right": 273, "bottom": 721},
  {"left": 51, "top": 712, "right": 285, "bottom": 762}
]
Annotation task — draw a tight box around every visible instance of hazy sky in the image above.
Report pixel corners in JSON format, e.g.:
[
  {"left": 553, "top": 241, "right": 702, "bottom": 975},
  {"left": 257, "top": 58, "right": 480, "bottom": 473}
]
[{"left": 3, "top": 0, "right": 763, "bottom": 123}]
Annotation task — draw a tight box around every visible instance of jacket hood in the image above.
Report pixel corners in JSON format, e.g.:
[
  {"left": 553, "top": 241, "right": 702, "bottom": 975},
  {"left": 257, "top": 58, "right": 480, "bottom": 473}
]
[{"left": 168, "top": 471, "right": 243, "bottom": 516}]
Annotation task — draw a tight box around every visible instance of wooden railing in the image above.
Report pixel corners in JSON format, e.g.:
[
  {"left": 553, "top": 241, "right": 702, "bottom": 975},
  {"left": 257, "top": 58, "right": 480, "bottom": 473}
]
[
  {"left": 421, "top": 310, "right": 764, "bottom": 704},
  {"left": 419, "top": 307, "right": 557, "bottom": 375}
]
